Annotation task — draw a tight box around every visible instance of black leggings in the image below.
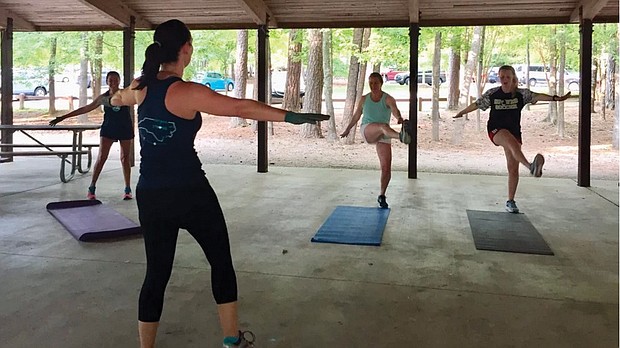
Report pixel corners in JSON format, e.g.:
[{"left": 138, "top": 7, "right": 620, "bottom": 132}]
[{"left": 136, "top": 183, "right": 237, "bottom": 322}]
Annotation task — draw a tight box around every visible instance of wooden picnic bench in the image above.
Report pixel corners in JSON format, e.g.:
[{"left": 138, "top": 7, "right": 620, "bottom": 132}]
[
  {"left": 0, "top": 149, "right": 90, "bottom": 182},
  {"left": 0, "top": 124, "right": 101, "bottom": 183}
]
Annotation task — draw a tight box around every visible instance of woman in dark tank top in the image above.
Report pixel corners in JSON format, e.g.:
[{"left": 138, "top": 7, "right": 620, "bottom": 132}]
[
  {"left": 106, "top": 19, "right": 329, "bottom": 348},
  {"left": 49, "top": 71, "right": 134, "bottom": 201}
]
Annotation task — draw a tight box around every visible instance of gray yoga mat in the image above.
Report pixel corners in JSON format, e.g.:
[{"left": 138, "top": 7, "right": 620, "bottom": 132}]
[
  {"left": 466, "top": 210, "right": 554, "bottom": 255},
  {"left": 47, "top": 200, "right": 142, "bottom": 242}
]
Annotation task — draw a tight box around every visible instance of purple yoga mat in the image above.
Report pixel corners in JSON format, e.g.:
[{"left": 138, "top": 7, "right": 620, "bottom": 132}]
[{"left": 47, "top": 200, "right": 142, "bottom": 242}]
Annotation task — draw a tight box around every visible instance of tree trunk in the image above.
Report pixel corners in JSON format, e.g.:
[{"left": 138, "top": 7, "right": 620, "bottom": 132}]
[
  {"left": 614, "top": 89, "right": 619, "bottom": 149},
  {"left": 432, "top": 31, "right": 441, "bottom": 141},
  {"left": 283, "top": 29, "right": 302, "bottom": 112},
  {"left": 525, "top": 28, "right": 530, "bottom": 111},
  {"left": 557, "top": 27, "right": 566, "bottom": 137},
  {"left": 372, "top": 62, "right": 381, "bottom": 73},
  {"left": 592, "top": 62, "right": 598, "bottom": 113},
  {"left": 341, "top": 28, "right": 364, "bottom": 145},
  {"left": 323, "top": 29, "right": 338, "bottom": 142},
  {"left": 459, "top": 26, "right": 483, "bottom": 108},
  {"left": 354, "top": 29, "right": 371, "bottom": 107},
  {"left": 447, "top": 46, "right": 460, "bottom": 110},
  {"left": 48, "top": 36, "right": 57, "bottom": 114},
  {"left": 475, "top": 27, "right": 485, "bottom": 131},
  {"left": 300, "top": 29, "right": 323, "bottom": 138},
  {"left": 91, "top": 32, "right": 104, "bottom": 108},
  {"left": 545, "top": 27, "right": 558, "bottom": 124},
  {"left": 231, "top": 29, "right": 249, "bottom": 127},
  {"left": 78, "top": 33, "right": 89, "bottom": 122},
  {"left": 606, "top": 54, "right": 616, "bottom": 110}
]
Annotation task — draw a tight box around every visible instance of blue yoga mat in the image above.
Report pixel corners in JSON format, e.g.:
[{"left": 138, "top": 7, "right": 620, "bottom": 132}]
[{"left": 311, "top": 206, "right": 390, "bottom": 246}]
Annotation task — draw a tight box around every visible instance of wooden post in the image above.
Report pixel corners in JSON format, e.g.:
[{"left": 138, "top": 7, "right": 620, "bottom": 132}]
[
  {"left": 18, "top": 93, "right": 25, "bottom": 110},
  {"left": 1, "top": 18, "right": 14, "bottom": 162},
  {"left": 257, "top": 24, "right": 269, "bottom": 173},
  {"left": 578, "top": 17, "right": 593, "bottom": 187},
  {"left": 408, "top": 23, "right": 420, "bottom": 179},
  {"left": 67, "top": 96, "right": 74, "bottom": 111}
]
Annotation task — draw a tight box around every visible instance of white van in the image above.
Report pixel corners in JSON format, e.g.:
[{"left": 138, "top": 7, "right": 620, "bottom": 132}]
[{"left": 514, "top": 64, "right": 579, "bottom": 91}]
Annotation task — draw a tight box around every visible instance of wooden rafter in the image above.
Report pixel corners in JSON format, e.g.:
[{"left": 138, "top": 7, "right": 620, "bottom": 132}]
[
  {"left": 408, "top": 0, "right": 419, "bottom": 23},
  {"left": 0, "top": 8, "right": 35, "bottom": 31},
  {"left": 570, "top": 0, "right": 611, "bottom": 22},
  {"left": 78, "top": 0, "right": 151, "bottom": 28},
  {"left": 235, "top": 0, "right": 277, "bottom": 26}
]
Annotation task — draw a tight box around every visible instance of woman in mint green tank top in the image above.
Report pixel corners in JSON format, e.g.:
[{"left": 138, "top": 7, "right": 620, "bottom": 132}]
[{"left": 341, "top": 72, "right": 412, "bottom": 209}]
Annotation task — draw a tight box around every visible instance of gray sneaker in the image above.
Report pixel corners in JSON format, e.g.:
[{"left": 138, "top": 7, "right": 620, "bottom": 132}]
[
  {"left": 530, "top": 153, "right": 545, "bottom": 177},
  {"left": 223, "top": 331, "right": 255, "bottom": 348},
  {"left": 505, "top": 200, "right": 519, "bottom": 213},
  {"left": 399, "top": 120, "right": 411, "bottom": 144}
]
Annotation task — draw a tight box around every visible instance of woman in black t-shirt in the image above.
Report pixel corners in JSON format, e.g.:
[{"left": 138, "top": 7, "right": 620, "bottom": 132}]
[{"left": 454, "top": 65, "right": 570, "bottom": 213}]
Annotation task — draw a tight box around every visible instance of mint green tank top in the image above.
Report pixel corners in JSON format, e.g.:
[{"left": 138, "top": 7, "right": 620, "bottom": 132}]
[{"left": 361, "top": 92, "right": 391, "bottom": 125}]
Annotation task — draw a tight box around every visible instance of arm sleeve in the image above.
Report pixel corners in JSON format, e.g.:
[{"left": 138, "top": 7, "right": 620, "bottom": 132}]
[
  {"left": 519, "top": 88, "right": 535, "bottom": 104},
  {"left": 475, "top": 88, "right": 494, "bottom": 111}
]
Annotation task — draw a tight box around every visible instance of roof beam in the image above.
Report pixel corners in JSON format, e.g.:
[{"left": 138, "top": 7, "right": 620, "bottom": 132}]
[
  {"left": 570, "top": 0, "right": 610, "bottom": 22},
  {"left": 0, "top": 8, "right": 36, "bottom": 31},
  {"left": 235, "top": 0, "right": 277, "bottom": 26},
  {"left": 77, "top": 0, "right": 151, "bottom": 28},
  {"left": 408, "top": 0, "right": 419, "bottom": 23}
]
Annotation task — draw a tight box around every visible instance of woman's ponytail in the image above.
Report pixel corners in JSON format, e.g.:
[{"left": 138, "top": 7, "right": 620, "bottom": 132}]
[{"left": 135, "top": 43, "right": 162, "bottom": 90}]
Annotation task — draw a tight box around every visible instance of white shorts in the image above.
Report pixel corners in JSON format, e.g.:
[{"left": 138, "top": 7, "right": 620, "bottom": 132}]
[{"left": 360, "top": 123, "right": 391, "bottom": 144}]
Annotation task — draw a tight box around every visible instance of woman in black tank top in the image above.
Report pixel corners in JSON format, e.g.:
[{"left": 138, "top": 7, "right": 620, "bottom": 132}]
[
  {"left": 105, "top": 19, "right": 329, "bottom": 348},
  {"left": 49, "top": 71, "right": 134, "bottom": 201}
]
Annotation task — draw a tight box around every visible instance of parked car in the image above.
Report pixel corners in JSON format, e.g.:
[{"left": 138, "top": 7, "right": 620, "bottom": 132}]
[
  {"left": 201, "top": 72, "right": 234, "bottom": 91},
  {"left": 395, "top": 70, "right": 446, "bottom": 86},
  {"left": 8, "top": 71, "right": 48, "bottom": 96},
  {"left": 381, "top": 68, "right": 407, "bottom": 81}
]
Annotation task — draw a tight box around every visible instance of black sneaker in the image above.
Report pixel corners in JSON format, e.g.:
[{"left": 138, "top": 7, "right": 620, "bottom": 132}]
[{"left": 377, "top": 195, "right": 389, "bottom": 209}]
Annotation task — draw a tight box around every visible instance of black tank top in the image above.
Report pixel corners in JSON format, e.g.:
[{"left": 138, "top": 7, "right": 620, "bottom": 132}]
[{"left": 136, "top": 76, "right": 204, "bottom": 189}]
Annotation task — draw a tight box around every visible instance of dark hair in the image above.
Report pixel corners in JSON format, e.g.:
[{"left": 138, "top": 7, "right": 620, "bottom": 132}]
[
  {"left": 135, "top": 19, "right": 192, "bottom": 90},
  {"left": 369, "top": 72, "right": 383, "bottom": 83},
  {"left": 105, "top": 71, "right": 120, "bottom": 84}
]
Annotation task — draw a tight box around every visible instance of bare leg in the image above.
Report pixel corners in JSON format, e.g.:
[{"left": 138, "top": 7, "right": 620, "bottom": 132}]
[
  {"left": 90, "top": 137, "right": 114, "bottom": 187},
  {"left": 119, "top": 139, "right": 132, "bottom": 188},
  {"left": 138, "top": 321, "right": 159, "bottom": 348},
  {"left": 491, "top": 130, "right": 530, "bottom": 170},
  {"left": 218, "top": 302, "right": 239, "bottom": 338},
  {"left": 503, "top": 147, "right": 520, "bottom": 201},
  {"left": 375, "top": 142, "right": 392, "bottom": 196},
  {"left": 363, "top": 123, "right": 400, "bottom": 143}
]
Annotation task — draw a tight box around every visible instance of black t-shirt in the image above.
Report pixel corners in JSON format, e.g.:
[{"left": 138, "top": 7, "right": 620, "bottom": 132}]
[{"left": 476, "top": 87, "right": 534, "bottom": 135}]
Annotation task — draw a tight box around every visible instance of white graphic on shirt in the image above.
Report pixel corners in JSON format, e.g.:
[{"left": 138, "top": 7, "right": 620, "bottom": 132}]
[
  {"left": 494, "top": 98, "right": 519, "bottom": 110},
  {"left": 138, "top": 117, "right": 176, "bottom": 143}
]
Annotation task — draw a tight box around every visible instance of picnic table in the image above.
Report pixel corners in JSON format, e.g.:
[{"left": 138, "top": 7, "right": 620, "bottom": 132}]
[{"left": 0, "top": 124, "right": 101, "bottom": 182}]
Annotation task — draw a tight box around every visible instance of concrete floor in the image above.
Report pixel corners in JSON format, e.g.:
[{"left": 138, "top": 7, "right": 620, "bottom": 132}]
[{"left": 0, "top": 155, "right": 618, "bottom": 348}]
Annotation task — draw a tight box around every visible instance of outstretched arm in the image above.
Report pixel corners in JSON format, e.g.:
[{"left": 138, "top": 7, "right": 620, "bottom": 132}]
[
  {"left": 49, "top": 94, "right": 104, "bottom": 126},
  {"left": 532, "top": 91, "right": 571, "bottom": 104},
  {"left": 340, "top": 96, "right": 364, "bottom": 137},
  {"left": 453, "top": 102, "right": 479, "bottom": 118},
  {"left": 386, "top": 95, "right": 404, "bottom": 124}
]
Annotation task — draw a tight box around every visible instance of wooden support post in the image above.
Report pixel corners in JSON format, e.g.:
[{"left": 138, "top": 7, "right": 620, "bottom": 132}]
[{"left": 257, "top": 24, "right": 269, "bottom": 173}]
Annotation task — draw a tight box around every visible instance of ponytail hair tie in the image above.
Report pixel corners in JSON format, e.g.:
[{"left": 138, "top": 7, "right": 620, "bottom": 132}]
[{"left": 154, "top": 41, "right": 161, "bottom": 47}]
